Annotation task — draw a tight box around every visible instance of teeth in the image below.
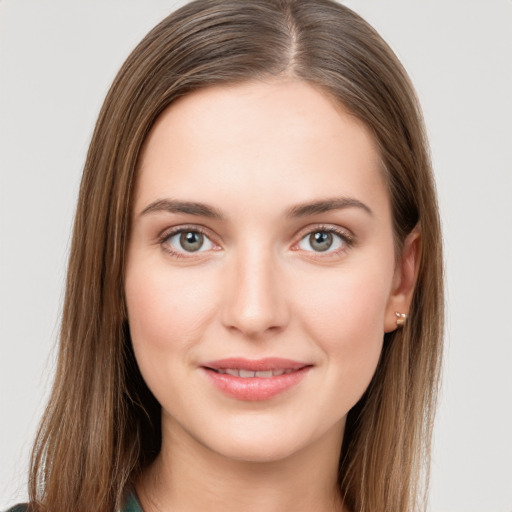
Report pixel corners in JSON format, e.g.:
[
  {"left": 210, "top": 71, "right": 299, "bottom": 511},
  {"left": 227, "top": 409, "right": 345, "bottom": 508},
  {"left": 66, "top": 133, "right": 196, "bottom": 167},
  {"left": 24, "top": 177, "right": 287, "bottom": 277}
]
[
  {"left": 255, "top": 370, "right": 273, "bottom": 378},
  {"left": 215, "top": 368, "right": 296, "bottom": 378}
]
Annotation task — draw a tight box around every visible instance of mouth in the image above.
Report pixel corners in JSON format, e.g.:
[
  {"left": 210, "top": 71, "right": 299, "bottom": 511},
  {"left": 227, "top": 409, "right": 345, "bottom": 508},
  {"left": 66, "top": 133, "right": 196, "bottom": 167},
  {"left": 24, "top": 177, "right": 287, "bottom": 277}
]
[
  {"left": 207, "top": 368, "right": 297, "bottom": 378},
  {"left": 202, "top": 357, "right": 310, "bottom": 376},
  {"left": 201, "top": 357, "right": 313, "bottom": 400}
]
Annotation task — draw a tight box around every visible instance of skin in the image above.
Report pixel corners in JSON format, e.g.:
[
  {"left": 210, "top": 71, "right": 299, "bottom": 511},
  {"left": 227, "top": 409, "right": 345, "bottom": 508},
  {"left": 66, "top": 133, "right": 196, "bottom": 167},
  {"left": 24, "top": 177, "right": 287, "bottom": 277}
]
[{"left": 125, "top": 79, "right": 419, "bottom": 512}]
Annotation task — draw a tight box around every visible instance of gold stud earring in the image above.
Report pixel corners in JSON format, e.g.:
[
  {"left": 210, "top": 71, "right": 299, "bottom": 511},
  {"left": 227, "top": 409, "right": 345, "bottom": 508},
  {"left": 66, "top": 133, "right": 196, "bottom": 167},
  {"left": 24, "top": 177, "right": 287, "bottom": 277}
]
[{"left": 395, "top": 312, "right": 408, "bottom": 327}]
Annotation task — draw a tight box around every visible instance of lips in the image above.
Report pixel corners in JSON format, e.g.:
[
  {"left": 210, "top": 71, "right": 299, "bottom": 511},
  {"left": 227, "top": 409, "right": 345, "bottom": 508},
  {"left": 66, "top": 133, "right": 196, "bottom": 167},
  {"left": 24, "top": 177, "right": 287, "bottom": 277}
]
[
  {"left": 201, "top": 357, "right": 312, "bottom": 400},
  {"left": 203, "top": 357, "right": 308, "bottom": 372},
  {"left": 211, "top": 368, "right": 295, "bottom": 378}
]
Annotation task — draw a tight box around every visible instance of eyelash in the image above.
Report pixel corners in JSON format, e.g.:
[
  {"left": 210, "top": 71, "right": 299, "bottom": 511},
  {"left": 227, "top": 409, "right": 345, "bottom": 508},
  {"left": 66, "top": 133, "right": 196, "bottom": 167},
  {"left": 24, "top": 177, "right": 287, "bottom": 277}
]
[
  {"left": 158, "top": 224, "right": 355, "bottom": 260},
  {"left": 158, "top": 225, "right": 215, "bottom": 260},
  {"left": 295, "top": 224, "right": 354, "bottom": 258}
]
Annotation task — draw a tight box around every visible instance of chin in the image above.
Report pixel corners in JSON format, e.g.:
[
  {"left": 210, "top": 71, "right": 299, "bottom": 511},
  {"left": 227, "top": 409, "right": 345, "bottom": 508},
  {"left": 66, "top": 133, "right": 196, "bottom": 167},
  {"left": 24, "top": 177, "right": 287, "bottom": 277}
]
[
  {"left": 194, "top": 414, "right": 337, "bottom": 465},
  {"left": 209, "top": 435, "right": 305, "bottom": 464}
]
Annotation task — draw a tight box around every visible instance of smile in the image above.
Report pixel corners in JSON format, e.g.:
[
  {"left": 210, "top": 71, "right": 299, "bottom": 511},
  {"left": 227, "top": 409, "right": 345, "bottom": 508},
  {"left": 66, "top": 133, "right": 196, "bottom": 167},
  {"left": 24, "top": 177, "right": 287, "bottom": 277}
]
[
  {"left": 202, "top": 357, "right": 309, "bottom": 371},
  {"left": 210, "top": 368, "right": 295, "bottom": 377},
  {"left": 201, "top": 358, "right": 312, "bottom": 400}
]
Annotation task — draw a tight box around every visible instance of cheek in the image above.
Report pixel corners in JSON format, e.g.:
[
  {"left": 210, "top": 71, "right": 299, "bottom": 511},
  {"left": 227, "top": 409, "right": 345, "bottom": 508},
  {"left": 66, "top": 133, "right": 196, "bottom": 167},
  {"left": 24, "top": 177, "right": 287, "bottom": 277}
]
[
  {"left": 125, "top": 259, "right": 225, "bottom": 415},
  {"left": 124, "top": 262, "right": 219, "bottom": 365},
  {"left": 300, "top": 266, "right": 390, "bottom": 340},
  {"left": 294, "top": 259, "right": 393, "bottom": 394}
]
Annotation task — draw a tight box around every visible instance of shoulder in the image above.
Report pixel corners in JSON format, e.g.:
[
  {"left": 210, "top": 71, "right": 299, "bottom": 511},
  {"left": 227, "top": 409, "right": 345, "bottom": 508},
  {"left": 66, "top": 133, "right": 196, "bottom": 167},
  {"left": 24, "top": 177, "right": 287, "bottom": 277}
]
[{"left": 4, "top": 506, "right": 28, "bottom": 512}]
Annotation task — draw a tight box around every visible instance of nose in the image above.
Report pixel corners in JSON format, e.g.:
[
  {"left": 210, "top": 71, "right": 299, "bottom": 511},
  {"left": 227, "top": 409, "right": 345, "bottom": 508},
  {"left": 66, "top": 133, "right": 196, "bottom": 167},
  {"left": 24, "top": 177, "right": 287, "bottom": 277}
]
[{"left": 221, "top": 247, "right": 290, "bottom": 338}]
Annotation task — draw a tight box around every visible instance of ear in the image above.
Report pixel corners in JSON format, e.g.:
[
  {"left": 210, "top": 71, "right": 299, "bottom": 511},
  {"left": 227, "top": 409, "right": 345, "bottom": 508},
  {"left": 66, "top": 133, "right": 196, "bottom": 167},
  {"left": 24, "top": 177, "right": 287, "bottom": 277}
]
[{"left": 384, "top": 224, "right": 421, "bottom": 333}]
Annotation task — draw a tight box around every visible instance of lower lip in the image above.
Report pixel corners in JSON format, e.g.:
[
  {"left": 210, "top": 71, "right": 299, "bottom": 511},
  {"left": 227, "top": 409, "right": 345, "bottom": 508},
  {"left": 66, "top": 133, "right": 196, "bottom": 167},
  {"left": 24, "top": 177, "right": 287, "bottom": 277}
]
[{"left": 202, "top": 367, "right": 311, "bottom": 401}]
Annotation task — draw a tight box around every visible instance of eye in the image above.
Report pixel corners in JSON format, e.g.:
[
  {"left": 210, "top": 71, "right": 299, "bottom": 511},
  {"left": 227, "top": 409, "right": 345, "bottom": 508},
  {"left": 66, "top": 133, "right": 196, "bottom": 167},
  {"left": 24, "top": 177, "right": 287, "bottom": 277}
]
[
  {"left": 297, "top": 229, "right": 349, "bottom": 253},
  {"left": 163, "top": 229, "right": 215, "bottom": 254}
]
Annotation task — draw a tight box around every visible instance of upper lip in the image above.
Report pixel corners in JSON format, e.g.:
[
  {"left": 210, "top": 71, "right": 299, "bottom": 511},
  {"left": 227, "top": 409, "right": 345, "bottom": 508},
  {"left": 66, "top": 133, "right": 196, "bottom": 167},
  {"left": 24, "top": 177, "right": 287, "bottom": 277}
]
[{"left": 202, "top": 357, "right": 311, "bottom": 372}]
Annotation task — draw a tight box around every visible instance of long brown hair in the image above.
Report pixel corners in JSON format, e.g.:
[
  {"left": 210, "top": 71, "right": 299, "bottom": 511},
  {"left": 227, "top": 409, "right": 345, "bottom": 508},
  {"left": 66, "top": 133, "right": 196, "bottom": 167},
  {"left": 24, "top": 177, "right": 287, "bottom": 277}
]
[{"left": 28, "top": 1, "right": 443, "bottom": 511}]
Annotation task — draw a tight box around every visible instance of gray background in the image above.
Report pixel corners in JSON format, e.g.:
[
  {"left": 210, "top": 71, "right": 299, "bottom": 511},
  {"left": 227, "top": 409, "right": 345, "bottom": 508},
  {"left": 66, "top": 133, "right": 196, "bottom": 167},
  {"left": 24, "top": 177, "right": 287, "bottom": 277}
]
[{"left": 1, "top": 1, "right": 511, "bottom": 510}]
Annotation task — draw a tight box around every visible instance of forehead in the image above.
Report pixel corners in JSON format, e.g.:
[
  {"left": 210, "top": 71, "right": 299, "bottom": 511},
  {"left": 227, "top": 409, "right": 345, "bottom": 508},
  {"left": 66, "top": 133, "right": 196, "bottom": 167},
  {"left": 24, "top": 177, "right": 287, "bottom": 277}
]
[{"left": 134, "top": 79, "right": 388, "bottom": 217}]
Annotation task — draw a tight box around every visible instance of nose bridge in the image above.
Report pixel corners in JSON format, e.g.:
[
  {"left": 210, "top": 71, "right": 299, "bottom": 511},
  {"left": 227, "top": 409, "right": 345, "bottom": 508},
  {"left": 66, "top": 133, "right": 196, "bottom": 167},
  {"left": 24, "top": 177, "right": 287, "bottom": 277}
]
[{"left": 221, "top": 238, "right": 289, "bottom": 337}]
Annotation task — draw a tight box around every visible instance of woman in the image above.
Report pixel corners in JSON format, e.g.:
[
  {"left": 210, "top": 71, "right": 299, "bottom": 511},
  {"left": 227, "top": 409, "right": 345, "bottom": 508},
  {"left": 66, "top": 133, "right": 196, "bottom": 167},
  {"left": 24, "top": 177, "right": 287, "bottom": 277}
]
[{"left": 7, "top": 0, "right": 443, "bottom": 511}]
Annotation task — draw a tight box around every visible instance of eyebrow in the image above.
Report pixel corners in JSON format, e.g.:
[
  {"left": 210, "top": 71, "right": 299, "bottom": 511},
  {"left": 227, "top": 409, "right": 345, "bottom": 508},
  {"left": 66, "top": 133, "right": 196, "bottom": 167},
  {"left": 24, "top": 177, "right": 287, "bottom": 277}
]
[
  {"left": 139, "top": 196, "right": 373, "bottom": 220},
  {"left": 285, "top": 197, "right": 373, "bottom": 218},
  {"left": 140, "top": 199, "right": 225, "bottom": 219}
]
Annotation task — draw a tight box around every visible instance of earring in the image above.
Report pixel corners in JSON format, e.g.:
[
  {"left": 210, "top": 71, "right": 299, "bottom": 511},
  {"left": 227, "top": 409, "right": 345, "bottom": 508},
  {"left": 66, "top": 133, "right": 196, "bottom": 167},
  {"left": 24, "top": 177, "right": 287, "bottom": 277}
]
[{"left": 395, "top": 312, "right": 408, "bottom": 327}]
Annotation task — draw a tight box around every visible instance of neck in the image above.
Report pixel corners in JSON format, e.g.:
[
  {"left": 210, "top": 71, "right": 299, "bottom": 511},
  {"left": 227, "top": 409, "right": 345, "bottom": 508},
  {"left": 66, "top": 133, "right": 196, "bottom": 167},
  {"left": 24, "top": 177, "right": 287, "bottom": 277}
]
[{"left": 136, "top": 417, "right": 347, "bottom": 512}]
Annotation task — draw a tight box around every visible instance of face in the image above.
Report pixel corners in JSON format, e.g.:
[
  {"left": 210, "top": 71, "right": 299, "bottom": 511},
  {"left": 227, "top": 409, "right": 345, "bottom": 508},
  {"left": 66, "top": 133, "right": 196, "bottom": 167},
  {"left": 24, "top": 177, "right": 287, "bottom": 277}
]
[{"left": 125, "top": 79, "right": 413, "bottom": 463}]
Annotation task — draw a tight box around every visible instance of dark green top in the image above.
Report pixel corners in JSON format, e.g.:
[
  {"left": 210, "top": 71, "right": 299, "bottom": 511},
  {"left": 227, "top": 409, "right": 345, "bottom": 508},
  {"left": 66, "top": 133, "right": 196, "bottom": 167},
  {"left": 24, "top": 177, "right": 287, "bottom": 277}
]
[
  {"left": 4, "top": 489, "right": 143, "bottom": 512},
  {"left": 121, "top": 490, "right": 144, "bottom": 512}
]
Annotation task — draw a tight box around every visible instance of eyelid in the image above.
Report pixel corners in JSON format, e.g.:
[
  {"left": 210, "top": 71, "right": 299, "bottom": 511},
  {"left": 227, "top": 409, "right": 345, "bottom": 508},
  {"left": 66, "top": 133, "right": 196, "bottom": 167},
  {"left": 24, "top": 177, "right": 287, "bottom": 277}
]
[
  {"left": 292, "top": 224, "right": 355, "bottom": 255},
  {"left": 158, "top": 224, "right": 221, "bottom": 258},
  {"left": 157, "top": 223, "right": 355, "bottom": 260}
]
